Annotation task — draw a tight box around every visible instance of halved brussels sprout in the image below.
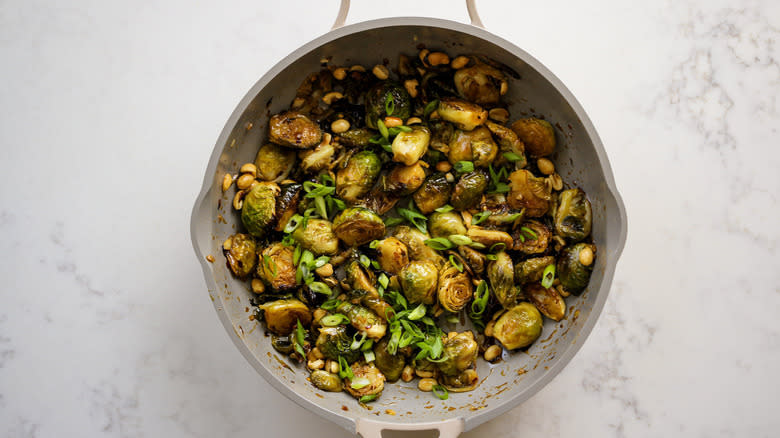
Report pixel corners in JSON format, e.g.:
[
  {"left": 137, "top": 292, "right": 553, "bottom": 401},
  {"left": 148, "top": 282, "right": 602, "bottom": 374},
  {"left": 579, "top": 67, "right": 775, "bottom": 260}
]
[
  {"left": 454, "top": 63, "right": 505, "bottom": 105},
  {"left": 391, "top": 125, "right": 430, "bottom": 165},
  {"left": 429, "top": 120, "right": 455, "bottom": 154},
  {"left": 271, "top": 335, "right": 294, "bottom": 355},
  {"left": 373, "top": 338, "right": 405, "bottom": 382},
  {"left": 316, "top": 325, "right": 361, "bottom": 363},
  {"left": 439, "top": 368, "right": 479, "bottom": 393},
  {"left": 447, "top": 127, "right": 498, "bottom": 168},
  {"left": 437, "top": 264, "right": 473, "bottom": 313},
  {"left": 257, "top": 242, "right": 297, "bottom": 291},
  {"left": 512, "top": 220, "right": 551, "bottom": 254},
  {"left": 507, "top": 169, "right": 551, "bottom": 217},
  {"left": 466, "top": 226, "right": 514, "bottom": 249},
  {"left": 437, "top": 98, "right": 487, "bottom": 131},
  {"left": 555, "top": 189, "right": 592, "bottom": 242},
  {"left": 451, "top": 169, "right": 489, "bottom": 210},
  {"left": 292, "top": 219, "right": 339, "bottom": 255},
  {"left": 399, "top": 260, "right": 439, "bottom": 305},
  {"left": 492, "top": 302, "right": 542, "bottom": 350},
  {"left": 413, "top": 172, "right": 452, "bottom": 214},
  {"left": 524, "top": 283, "right": 566, "bottom": 321},
  {"left": 338, "top": 128, "right": 374, "bottom": 147},
  {"left": 438, "top": 331, "right": 478, "bottom": 376},
  {"left": 274, "top": 183, "right": 303, "bottom": 232},
  {"left": 333, "top": 207, "right": 386, "bottom": 247},
  {"left": 458, "top": 245, "right": 486, "bottom": 274},
  {"left": 514, "top": 256, "right": 556, "bottom": 285},
  {"left": 356, "top": 292, "right": 395, "bottom": 323},
  {"left": 384, "top": 162, "right": 426, "bottom": 196},
  {"left": 429, "top": 210, "right": 467, "bottom": 239},
  {"left": 510, "top": 117, "right": 555, "bottom": 158},
  {"left": 557, "top": 243, "right": 595, "bottom": 295},
  {"left": 336, "top": 150, "right": 381, "bottom": 203},
  {"left": 365, "top": 82, "right": 412, "bottom": 129},
  {"left": 310, "top": 370, "right": 343, "bottom": 392},
  {"left": 254, "top": 143, "right": 297, "bottom": 181},
  {"left": 487, "top": 251, "right": 516, "bottom": 308},
  {"left": 357, "top": 187, "right": 401, "bottom": 216},
  {"left": 375, "top": 237, "right": 409, "bottom": 275},
  {"left": 241, "top": 182, "right": 279, "bottom": 238},
  {"left": 298, "top": 143, "right": 334, "bottom": 173},
  {"left": 337, "top": 301, "right": 387, "bottom": 339},
  {"left": 393, "top": 226, "right": 446, "bottom": 267},
  {"left": 346, "top": 260, "right": 377, "bottom": 294},
  {"left": 269, "top": 111, "right": 323, "bottom": 149},
  {"left": 260, "top": 299, "right": 312, "bottom": 336},
  {"left": 223, "top": 233, "right": 256, "bottom": 277},
  {"left": 345, "top": 362, "right": 386, "bottom": 399},
  {"left": 485, "top": 121, "right": 527, "bottom": 168}
]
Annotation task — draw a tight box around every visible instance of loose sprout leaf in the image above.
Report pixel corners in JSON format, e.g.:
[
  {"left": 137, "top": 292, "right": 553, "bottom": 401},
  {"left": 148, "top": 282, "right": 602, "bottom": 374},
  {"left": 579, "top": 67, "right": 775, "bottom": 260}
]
[
  {"left": 471, "top": 211, "right": 491, "bottom": 225},
  {"left": 541, "top": 264, "right": 556, "bottom": 288}
]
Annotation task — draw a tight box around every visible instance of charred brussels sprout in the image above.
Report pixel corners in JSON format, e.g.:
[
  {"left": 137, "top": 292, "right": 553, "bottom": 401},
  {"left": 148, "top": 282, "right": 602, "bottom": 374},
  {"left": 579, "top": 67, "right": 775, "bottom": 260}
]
[
  {"left": 337, "top": 301, "right": 387, "bottom": 339},
  {"left": 316, "top": 325, "right": 361, "bottom": 363},
  {"left": 438, "top": 331, "right": 478, "bottom": 376},
  {"left": 336, "top": 150, "right": 381, "bottom": 203},
  {"left": 487, "top": 251, "right": 516, "bottom": 308},
  {"left": 260, "top": 299, "right": 312, "bottom": 336},
  {"left": 492, "top": 302, "right": 542, "bottom": 350},
  {"left": 413, "top": 172, "right": 452, "bottom": 214},
  {"left": 298, "top": 143, "right": 334, "bottom": 173},
  {"left": 510, "top": 118, "right": 555, "bottom": 158},
  {"left": 310, "top": 370, "right": 343, "bottom": 392},
  {"left": 365, "top": 82, "right": 412, "bottom": 129},
  {"left": 555, "top": 189, "right": 592, "bottom": 242},
  {"left": 514, "top": 256, "right": 556, "bottom": 285},
  {"left": 448, "top": 127, "right": 498, "bottom": 168},
  {"left": 223, "top": 233, "right": 256, "bottom": 277},
  {"left": 333, "top": 207, "right": 385, "bottom": 247},
  {"left": 507, "top": 169, "right": 551, "bottom": 217},
  {"left": 393, "top": 226, "right": 445, "bottom": 267},
  {"left": 429, "top": 119, "right": 455, "bottom": 154},
  {"left": 454, "top": 63, "right": 505, "bottom": 105},
  {"left": 437, "top": 98, "right": 487, "bottom": 131},
  {"left": 345, "top": 362, "right": 386, "bottom": 399},
  {"left": 292, "top": 219, "right": 339, "bottom": 255},
  {"left": 557, "top": 243, "right": 595, "bottom": 295},
  {"left": 391, "top": 125, "right": 430, "bottom": 165},
  {"left": 385, "top": 162, "right": 426, "bottom": 196},
  {"left": 373, "top": 338, "right": 405, "bottom": 382},
  {"left": 429, "top": 211, "right": 467, "bottom": 239},
  {"left": 524, "top": 283, "right": 566, "bottom": 321},
  {"left": 375, "top": 237, "right": 409, "bottom": 275},
  {"left": 400, "top": 260, "right": 439, "bottom": 305},
  {"left": 271, "top": 335, "right": 294, "bottom": 355},
  {"left": 241, "top": 182, "right": 278, "bottom": 238},
  {"left": 269, "top": 111, "right": 323, "bottom": 149},
  {"left": 437, "top": 264, "right": 473, "bottom": 313},
  {"left": 451, "top": 170, "right": 489, "bottom": 210},
  {"left": 439, "top": 369, "right": 479, "bottom": 393},
  {"left": 274, "top": 183, "right": 303, "bottom": 232},
  {"left": 257, "top": 242, "right": 297, "bottom": 291},
  {"left": 254, "top": 143, "right": 297, "bottom": 181},
  {"left": 338, "top": 128, "right": 374, "bottom": 147},
  {"left": 466, "top": 226, "right": 514, "bottom": 249},
  {"left": 459, "top": 245, "right": 487, "bottom": 274},
  {"left": 512, "top": 220, "right": 551, "bottom": 254},
  {"left": 485, "top": 121, "right": 527, "bottom": 168},
  {"left": 345, "top": 261, "right": 378, "bottom": 294}
]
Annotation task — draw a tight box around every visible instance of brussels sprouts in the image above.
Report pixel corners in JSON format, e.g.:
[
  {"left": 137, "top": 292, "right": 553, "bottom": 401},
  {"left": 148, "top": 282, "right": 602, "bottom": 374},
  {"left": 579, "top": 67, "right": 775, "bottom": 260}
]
[
  {"left": 257, "top": 242, "right": 297, "bottom": 291},
  {"left": 292, "top": 219, "right": 339, "bottom": 255},
  {"left": 454, "top": 63, "right": 505, "bottom": 105},
  {"left": 514, "top": 256, "right": 556, "bottom": 285},
  {"left": 344, "top": 362, "right": 386, "bottom": 399},
  {"left": 512, "top": 220, "right": 551, "bottom": 254},
  {"left": 391, "top": 125, "right": 430, "bottom": 165},
  {"left": 373, "top": 338, "right": 405, "bottom": 382},
  {"left": 400, "top": 260, "right": 439, "bottom": 305},
  {"left": 338, "top": 128, "right": 375, "bottom": 147},
  {"left": 274, "top": 183, "right": 303, "bottom": 232},
  {"left": 298, "top": 143, "right": 335, "bottom": 173},
  {"left": 438, "top": 331, "right": 478, "bottom": 376},
  {"left": 485, "top": 121, "right": 527, "bottom": 168},
  {"left": 385, "top": 162, "right": 426, "bottom": 196},
  {"left": 447, "top": 127, "right": 498, "bottom": 168},
  {"left": 439, "top": 369, "right": 479, "bottom": 393},
  {"left": 241, "top": 182, "right": 279, "bottom": 238},
  {"left": 466, "top": 226, "right": 514, "bottom": 249},
  {"left": 458, "top": 245, "right": 486, "bottom": 275},
  {"left": 271, "top": 335, "right": 294, "bottom": 355},
  {"left": 269, "top": 111, "right": 323, "bottom": 149},
  {"left": 510, "top": 117, "right": 555, "bottom": 158},
  {"left": 254, "top": 143, "right": 297, "bottom": 181},
  {"left": 507, "top": 169, "right": 551, "bottom": 217},
  {"left": 393, "top": 226, "right": 445, "bottom": 267},
  {"left": 557, "top": 243, "right": 595, "bottom": 295},
  {"left": 333, "top": 207, "right": 386, "bottom": 247},
  {"left": 336, "top": 150, "right": 381, "bottom": 203},
  {"left": 487, "top": 251, "right": 516, "bottom": 308},
  {"left": 451, "top": 169, "right": 489, "bottom": 211},
  {"left": 365, "top": 82, "right": 412, "bottom": 129},
  {"left": 260, "top": 299, "right": 312, "bottom": 336},
  {"left": 429, "top": 120, "right": 455, "bottom": 154},
  {"left": 524, "top": 283, "right": 566, "bottom": 321},
  {"left": 428, "top": 211, "right": 467, "bottom": 239},
  {"left": 357, "top": 187, "right": 401, "bottom": 216},
  {"left": 345, "top": 260, "right": 378, "bottom": 294},
  {"left": 437, "top": 264, "right": 473, "bottom": 313},
  {"left": 223, "top": 233, "right": 256, "bottom": 277},
  {"left": 555, "top": 189, "right": 592, "bottom": 242},
  {"left": 337, "top": 301, "right": 387, "bottom": 339},
  {"left": 358, "top": 293, "right": 395, "bottom": 324},
  {"left": 316, "top": 325, "right": 361, "bottom": 363},
  {"left": 310, "top": 370, "right": 343, "bottom": 392},
  {"left": 492, "top": 302, "right": 542, "bottom": 350},
  {"left": 413, "top": 172, "right": 452, "bottom": 214},
  {"left": 437, "top": 98, "right": 487, "bottom": 131},
  {"left": 375, "top": 237, "right": 409, "bottom": 275}
]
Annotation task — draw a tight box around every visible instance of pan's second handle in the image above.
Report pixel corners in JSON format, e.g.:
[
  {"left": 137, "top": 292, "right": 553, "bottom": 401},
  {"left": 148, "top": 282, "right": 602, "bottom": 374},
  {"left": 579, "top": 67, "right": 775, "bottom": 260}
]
[
  {"left": 356, "top": 417, "right": 464, "bottom": 438},
  {"left": 332, "top": 0, "right": 484, "bottom": 29}
]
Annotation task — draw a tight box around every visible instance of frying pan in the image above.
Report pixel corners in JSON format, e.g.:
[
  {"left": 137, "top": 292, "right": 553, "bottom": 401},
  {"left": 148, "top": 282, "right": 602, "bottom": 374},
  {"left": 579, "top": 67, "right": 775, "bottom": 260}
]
[{"left": 190, "top": 1, "right": 628, "bottom": 436}]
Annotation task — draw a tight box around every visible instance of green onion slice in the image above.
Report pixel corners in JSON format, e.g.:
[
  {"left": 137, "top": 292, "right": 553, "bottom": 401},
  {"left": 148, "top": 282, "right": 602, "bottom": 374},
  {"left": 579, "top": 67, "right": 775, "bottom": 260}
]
[
  {"left": 454, "top": 161, "right": 474, "bottom": 174},
  {"left": 541, "top": 264, "right": 556, "bottom": 289},
  {"left": 407, "top": 303, "right": 426, "bottom": 321},
  {"left": 424, "top": 237, "right": 454, "bottom": 251},
  {"left": 471, "top": 211, "right": 491, "bottom": 225},
  {"left": 432, "top": 384, "right": 449, "bottom": 400},
  {"left": 320, "top": 313, "right": 350, "bottom": 326},
  {"left": 449, "top": 255, "right": 463, "bottom": 272},
  {"left": 448, "top": 234, "right": 472, "bottom": 246}
]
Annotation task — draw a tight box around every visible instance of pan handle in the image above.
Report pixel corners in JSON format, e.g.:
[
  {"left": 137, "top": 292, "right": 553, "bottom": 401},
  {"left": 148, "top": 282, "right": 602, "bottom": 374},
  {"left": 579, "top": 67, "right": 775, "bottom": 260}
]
[
  {"left": 355, "top": 417, "right": 464, "bottom": 438},
  {"left": 332, "top": 0, "right": 484, "bottom": 29}
]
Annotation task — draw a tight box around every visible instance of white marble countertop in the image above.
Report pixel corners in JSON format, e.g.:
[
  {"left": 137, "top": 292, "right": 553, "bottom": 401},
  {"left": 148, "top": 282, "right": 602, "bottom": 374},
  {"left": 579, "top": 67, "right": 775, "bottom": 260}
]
[{"left": 1, "top": 0, "right": 778, "bottom": 436}]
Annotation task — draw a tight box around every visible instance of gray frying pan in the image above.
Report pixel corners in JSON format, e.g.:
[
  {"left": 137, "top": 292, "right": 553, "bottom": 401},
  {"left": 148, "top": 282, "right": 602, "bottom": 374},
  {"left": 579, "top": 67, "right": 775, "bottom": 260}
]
[{"left": 190, "top": 1, "right": 628, "bottom": 436}]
